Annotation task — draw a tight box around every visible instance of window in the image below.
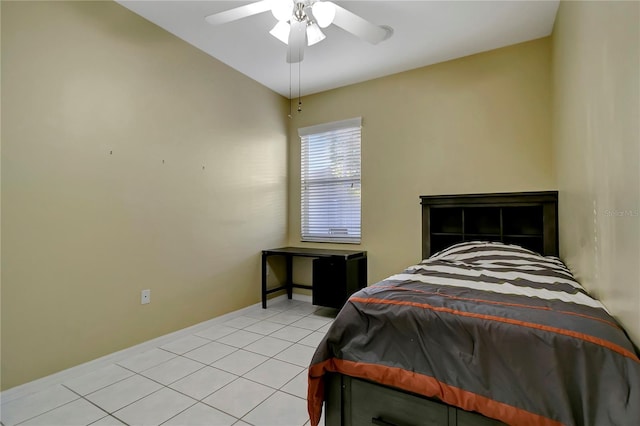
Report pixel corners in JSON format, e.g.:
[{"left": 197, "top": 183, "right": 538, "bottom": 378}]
[{"left": 299, "top": 117, "right": 361, "bottom": 243}]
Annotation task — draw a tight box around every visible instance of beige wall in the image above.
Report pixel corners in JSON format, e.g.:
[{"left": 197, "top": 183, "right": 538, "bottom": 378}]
[
  {"left": 9, "top": 0, "right": 637, "bottom": 391},
  {"left": 288, "top": 38, "right": 555, "bottom": 284},
  {"left": 551, "top": 1, "right": 640, "bottom": 344},
  {"left": 1, "top": 1, "right": 288, "bottom": 390}
]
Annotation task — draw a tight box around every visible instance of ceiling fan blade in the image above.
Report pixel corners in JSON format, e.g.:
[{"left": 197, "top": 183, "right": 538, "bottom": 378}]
[
  {"left": 286, "top": 20, "right": 306, "bottom": 63},
  {"left": 205, "top": 0, "right": 271, "bottom": 26},
  {"left": 328, "top": 1, "right": 392, "bottom": 45}
]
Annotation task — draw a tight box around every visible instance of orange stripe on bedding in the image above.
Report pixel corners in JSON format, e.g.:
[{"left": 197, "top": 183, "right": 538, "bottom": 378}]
[
  {"left": 371, "top": 284, "right": 622, "bottom": 330},
  {"left": 349, "top": 296, "right": 640, "bottom": 364},
  {"left": 307, "top": 358, "right": 563, "bottom": 426}
]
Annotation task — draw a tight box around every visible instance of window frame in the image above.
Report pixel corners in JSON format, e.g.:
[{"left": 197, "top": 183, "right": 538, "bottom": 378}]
[{"left": 299, "top": 117, "right": 362, "bottom": 244}]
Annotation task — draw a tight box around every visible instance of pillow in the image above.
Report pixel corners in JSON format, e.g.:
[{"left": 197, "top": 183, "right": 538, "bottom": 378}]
[{"left": 427, "top": 240, "right": 559, "bottom": 265}]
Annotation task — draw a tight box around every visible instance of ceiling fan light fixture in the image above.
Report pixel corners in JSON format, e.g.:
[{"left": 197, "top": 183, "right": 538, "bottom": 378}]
[
  {"left": 312, "top": 1, "right": 335, "bottom": 28},
  {"left": 271, "top": 0, "right": 293, "bottom": 22},
  {"left": 270, "top": 20, "right": 291, "bottom": 44},
  {"left": 306, "top": 23, "right": 325, "bottom": 46}
]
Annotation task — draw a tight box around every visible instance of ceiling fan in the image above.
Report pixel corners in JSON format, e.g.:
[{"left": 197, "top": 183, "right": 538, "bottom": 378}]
[{"left": 205, "top": 0, "right": 393, "bottom": 63}]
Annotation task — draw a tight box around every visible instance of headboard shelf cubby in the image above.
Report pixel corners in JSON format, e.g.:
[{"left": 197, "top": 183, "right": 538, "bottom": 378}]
[{"left": 420, "top": 191, "right": 558, "bottom": 259}]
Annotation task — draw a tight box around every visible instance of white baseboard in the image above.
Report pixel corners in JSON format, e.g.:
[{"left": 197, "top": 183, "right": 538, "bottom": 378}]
[{"left": 1, "top": 294, "right": 305, "bottom": 404}]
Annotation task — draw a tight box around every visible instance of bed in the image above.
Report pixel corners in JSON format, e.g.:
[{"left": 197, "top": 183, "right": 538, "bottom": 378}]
[{"left": 307, "top": 191, "right": 640, "bottom": 426}]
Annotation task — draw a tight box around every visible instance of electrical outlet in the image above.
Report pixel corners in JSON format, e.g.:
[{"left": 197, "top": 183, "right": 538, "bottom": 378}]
[{"left": 141, "top": 289, "right": 151, "bottom": 304}]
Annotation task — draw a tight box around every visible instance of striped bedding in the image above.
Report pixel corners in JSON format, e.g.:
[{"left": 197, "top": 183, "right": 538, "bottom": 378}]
[{"left": 308, "top": 241, "right": 640, "bottom": 426}]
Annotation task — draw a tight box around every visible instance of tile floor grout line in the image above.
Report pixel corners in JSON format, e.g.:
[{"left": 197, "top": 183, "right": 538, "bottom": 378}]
[
  {"left": 139, "top": 362, "right": 210, "bottom": 389},
  {"left": 160, "top": 367, "right": 241, "bottom": 405},
  {"left": 154, "top": 397, "right": 201, "bottom": 426},
  {"left": 8, "top": 390, "right": 81, "bottom": 426},
  {"left": 66, "top": 369, "right": 137, "bottom": 399},
  {"left": 182, "top": 335, "right": 308, "bottom": 420},
  {"left": 190, "top": 307, "right": 329, "bottom": 379},
  {"left": 113, "top": 347, "right": 179, "bottom": 374},
  {"left": 159, "top": 339, "right": 216, "bottom": 356},
  {"left": 237, "top": 390, "right": 308, "bottom": 426},
  {"left": 85, "top": 378, "right": 189, "bottom": 422},
  {"left": 2, "top": 301, "right": 333, "bottom": 426},
  {"left": 1, "top": 301, "right": 292, "bottom": 406},
  {"left": 228, "top": 306, "right": 329, "bottom": 411},
  {"left": 195, "top": 347, "right": 309, "bottom": 424},
  {"left": 196, "top": 385, "right": 275, "bottom": 424},
  {"left": 144, "top": 303, "right": 327, "bottom": 401},
  {"left": 153, "top": 341, "right": 304, "bottom": 421},
  {"left": 88, "top": 414, "right": 130, "bottom": 426},
  {"left": 61, "top": 384, "right": 117, "bottom": 425},
  {"left": 85, "top": 334, "right": 308, "bottom": 422},
  {"left": 108, "top": 411, "right": 131, "bottom": 426}
]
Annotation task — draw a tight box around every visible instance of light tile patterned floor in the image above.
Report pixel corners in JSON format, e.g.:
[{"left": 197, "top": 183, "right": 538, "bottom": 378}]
[{"left": 0, "top": 300, "right": 334, "bottom": 426}]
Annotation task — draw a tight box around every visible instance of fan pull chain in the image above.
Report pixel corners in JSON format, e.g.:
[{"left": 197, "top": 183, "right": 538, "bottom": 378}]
[
  {"left": 297, "top": 55, "right": 302, "bottom": 112},
  {"left": 288, "top": 59, "right": 293, "bottom": 118}
]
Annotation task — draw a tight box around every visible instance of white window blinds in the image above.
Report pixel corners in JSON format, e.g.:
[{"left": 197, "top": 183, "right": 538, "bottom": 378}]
[{"left": 299, "top": 117, "right": 362, "bottom": 243}]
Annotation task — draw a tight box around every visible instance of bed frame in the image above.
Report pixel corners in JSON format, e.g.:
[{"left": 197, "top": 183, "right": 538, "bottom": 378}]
[
  {"left": 421, "top": 191, "right": 559, "bottom": 259},
  {"left": 322, "top": 191, "right": 559, "bottom": 426}
]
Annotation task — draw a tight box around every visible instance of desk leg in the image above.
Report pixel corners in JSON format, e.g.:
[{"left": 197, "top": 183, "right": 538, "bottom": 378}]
[
  {"left": 286, "top": 255, "right": 293, "bottom": 300},
  {"left": 261, "top": 253, "right": 268, "bottom": 309}
]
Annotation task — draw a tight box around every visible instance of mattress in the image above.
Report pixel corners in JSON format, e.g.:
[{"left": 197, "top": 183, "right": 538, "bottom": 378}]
[{"left": 308, "top": 241, "right": 640, "bottom": 426}]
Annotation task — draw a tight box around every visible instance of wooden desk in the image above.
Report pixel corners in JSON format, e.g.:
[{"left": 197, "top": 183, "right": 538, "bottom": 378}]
[{"left": 261, "top": 247, "right": 367, "bottom": 309}]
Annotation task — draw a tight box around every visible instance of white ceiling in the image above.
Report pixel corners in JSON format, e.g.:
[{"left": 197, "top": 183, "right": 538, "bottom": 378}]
[{"left": 117, "top": 1, "right": 559, "bottom": 98}]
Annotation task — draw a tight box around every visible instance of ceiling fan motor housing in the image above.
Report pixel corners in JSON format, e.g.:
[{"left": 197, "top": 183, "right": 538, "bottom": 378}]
[{"left": 294, "top": 2, "right": 307, "bottom": 22}]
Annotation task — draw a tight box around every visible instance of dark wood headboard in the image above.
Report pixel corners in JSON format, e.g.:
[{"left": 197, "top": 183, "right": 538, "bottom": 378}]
[{"left": 420, "top": 191, "right": 558, "bottom": 259}]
